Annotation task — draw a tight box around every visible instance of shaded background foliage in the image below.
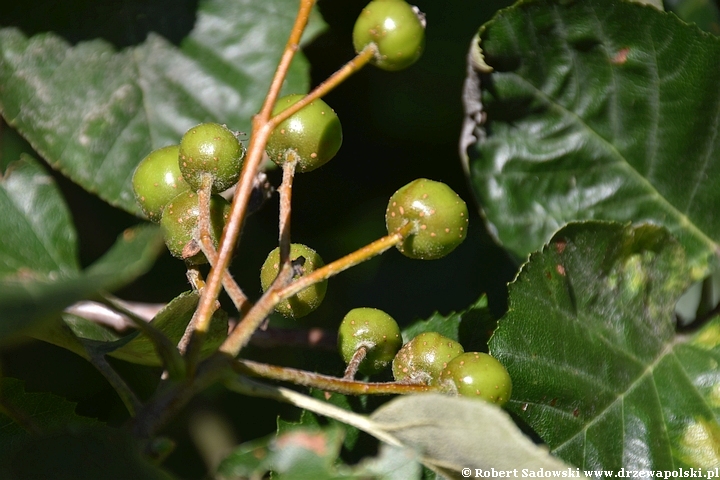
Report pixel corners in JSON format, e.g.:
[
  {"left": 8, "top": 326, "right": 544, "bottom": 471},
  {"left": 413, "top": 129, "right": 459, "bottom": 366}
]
[{"left": 0, "top": 0, "right": 516, "bottom": 476}]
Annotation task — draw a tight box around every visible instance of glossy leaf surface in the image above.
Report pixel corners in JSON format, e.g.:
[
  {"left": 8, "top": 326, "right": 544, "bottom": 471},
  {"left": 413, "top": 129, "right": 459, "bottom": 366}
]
[
  {"left": 489, "top": 221, "right": 720, "bottom": 470},
  {"left": 463, "top": 0, "right": 720, "bottom": 279},
  {"left": 0, "top": 153, "right": 163, "bottom": 339}
]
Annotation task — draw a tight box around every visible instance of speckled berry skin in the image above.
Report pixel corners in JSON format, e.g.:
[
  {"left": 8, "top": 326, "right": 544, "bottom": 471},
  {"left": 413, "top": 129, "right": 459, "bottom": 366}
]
[
  {"left": 353, "top": 0, "right": 425, "bottom": 71},
  {"left": 438, "top": 352, "right": 512, "bottom": 406},
  {"left": 132, "top": 145, "right": 191, "bottom": 222},
  {"left": 338, "top": 308, "right": 402, "bottom": 375},
  {"left": 392, "top": 332, "right": 464, "bottom": 384},
  {"left": 266, "top": 94, "right": 342, "bottom": 173},
  {"left": 386, "top": 179, "right": 469, "bottom": 260},
  {"left": 160, "top": 190, "right": 231, "bottom": 265},
  {"left": 179, "top": 123, "right": 245, "bottom": 193},
  {"left": 260, "top": 244, "right": 327, "bottom": 319}
]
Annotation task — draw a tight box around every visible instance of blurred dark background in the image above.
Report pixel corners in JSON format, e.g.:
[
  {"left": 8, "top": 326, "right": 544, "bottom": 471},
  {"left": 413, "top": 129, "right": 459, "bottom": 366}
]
[{"left": 0, "top": 0, "right": 516, "bottom": 477}]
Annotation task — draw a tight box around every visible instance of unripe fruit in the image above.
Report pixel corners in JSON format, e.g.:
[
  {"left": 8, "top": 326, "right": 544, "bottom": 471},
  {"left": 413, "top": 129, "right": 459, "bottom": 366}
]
[
  {"left": 266, "top": 94, "right": 342, "bottom": 173},
  {"left": 179, "top": 123, "right": 245, "bottom": 193},
  {"left": 353, "top": 0, "right": 426, "bottom": 71},
  {"left": 260, "top": 244, "right": 327, "bottom": 318},
  {"left": 132, "top": 145, "right": 191, "bottom": 222},
  {"left": 438, "top": 352, "right": 512, "bottom": 406},
  {"left": 392, "top": 332, "right": 464, "bottom": 384},
  {"left": 386, "top": 179, "right": 469, "bottom": 260},
  {"left": 160, "top": 190, "right": 231, "bottom": 265},
  {"left": 338, "top": 308, "right": 402, "bottom": 375}
]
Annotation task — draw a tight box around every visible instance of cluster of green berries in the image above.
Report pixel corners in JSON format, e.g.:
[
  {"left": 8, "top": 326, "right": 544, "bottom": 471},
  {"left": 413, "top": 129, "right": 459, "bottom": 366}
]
[
  {"left": 337, "top": 308, "right": 512, "bottom": 406},
  {"left": 132, "top": 123, "right": 245, "bottom": 265}
]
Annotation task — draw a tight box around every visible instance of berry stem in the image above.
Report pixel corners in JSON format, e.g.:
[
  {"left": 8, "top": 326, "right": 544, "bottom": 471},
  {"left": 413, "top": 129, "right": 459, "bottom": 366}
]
[
  {"left": 343, "top": 346, "right": 367, "bottom": 380},
  {"left": 276, "top": 222, "right": 413, "bottom": 301},
  {"left": 180, "top": 176, "right": 251, "bottom": 364},
  {"left": 223, "top": 375, "right": 403, "bottom": 447},
  {"left": 233, "top": 358, "right": 433, "bottom": 396},
  {"left": 220, "top": 224, "right": 412, "bottom": 357},
  {"left": 278, "top": 157, "right": 297, "bottom": 265},
  {"left": 189, "top": 4, "right": 376, "bottom": 371},
  {"left": 191, "top": 0, "right": 316, "bottom": 365}
]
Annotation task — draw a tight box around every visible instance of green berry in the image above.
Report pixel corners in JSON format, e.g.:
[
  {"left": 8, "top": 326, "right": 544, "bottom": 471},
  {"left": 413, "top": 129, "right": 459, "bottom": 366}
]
[
  {"left": 266, "top": 94, "right": 343, "bottom": 173},
  {"left": 353, "top": 0, "right": 426, "bottom": 71},
  {"left": 179, "top": 123, "right": 245, "bottom": 193},
  {"left": 386, "top": 179, "right": 469, "bottom": 260},
  {"left": 160, "top": 190, "right": 231, "bottom": 265},
  {"left": 338, "top": 308, "right": 402, "bottom": 375},
  {"left": 132, "top": 145, "right": 191, "bottom": 222},
  {"left": 392, "top": 332, "right": 464, "bottom": 384},
  {"left": 438, "top": 352, "right": 512, "bottom": 406},
  {"left": 260, "top": 244, "right": 327, "bottom": 318}
]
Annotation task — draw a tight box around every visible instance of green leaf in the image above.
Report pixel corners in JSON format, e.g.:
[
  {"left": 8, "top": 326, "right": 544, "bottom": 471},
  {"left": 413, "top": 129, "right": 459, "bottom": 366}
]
[
  {"left": 487, "top": 221, "right": 720, "bottom": 469},
  {"left": 370, "top": 394, "right": 576, "bottom": 478},
  {"left": 109, "top": 291, "right": 227, "bottom": 366},
  {"left": 462, "top": 0, "right": 720, "bottom": 280},
  {"left": 218, "top": 426, "right": 421, "bottom": 480},
  {"left": 0, "top": 0, "right": 326, "bottom": 214},
  {"left": 402, "top": 294, "right": 496, "bottom": 352},
  {"left": 0, "top": 154, "right": 78, "bottom": 276},
  {"left": 0, "top": 378, "right": 99, "bottom": 459},
  {"left": 666, "top": 0, "right": 720, "bottom": 34},
  {"left": 1, "top": 223, "right": 163, "bottom": 340},
  {"left": 1, "top": 424, "right": 174, "bottom": 479}
]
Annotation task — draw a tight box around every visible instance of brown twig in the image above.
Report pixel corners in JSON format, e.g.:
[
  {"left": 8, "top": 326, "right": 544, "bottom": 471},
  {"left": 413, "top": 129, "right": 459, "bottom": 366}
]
[
  {"left": 234, "top": 358, "right": 433, "bottom": 396},
  {"left": 220, "top": 224, "right": 412, "bottom": 357}
]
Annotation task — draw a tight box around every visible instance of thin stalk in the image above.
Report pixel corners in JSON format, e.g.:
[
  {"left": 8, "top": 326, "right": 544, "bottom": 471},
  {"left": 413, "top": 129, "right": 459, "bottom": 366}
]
[
  {"left": 234, "top": 359, "right": 432, "bottom": 396},
  {"left": 193, "top": 42, "right": 376, "bottom": 361},
  {"left": 220, "top": 224, "right": 412, "bottom": 357},
  {"left": 89, "top": 353, "right": 142, "bottom": 416},
  {"left": 343, "top": 347, "right": 367, "bottom": 380},
  {"left": 278, "top": 158, "right": 297, "bottom": 264},
  {"left": 223, "top": 375, "right": 403, "bottom": 447},
  {"left": 190, "top": 0, "right": 317, "bottom": 365}
]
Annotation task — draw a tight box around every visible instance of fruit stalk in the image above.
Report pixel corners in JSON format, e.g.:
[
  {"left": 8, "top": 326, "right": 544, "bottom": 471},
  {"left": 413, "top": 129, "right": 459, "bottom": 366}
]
[
  {"left": 278, "top": 157, "right": 297, "bottom": 264},
  {"left": 220, "top": 223, "right": 413, "bottom": 357},
  {"left": 191, "top": 0, "right": 317, "bottom": 367},
  {"left": 233, "top": 359, "right": 432, "bottom": 396}
]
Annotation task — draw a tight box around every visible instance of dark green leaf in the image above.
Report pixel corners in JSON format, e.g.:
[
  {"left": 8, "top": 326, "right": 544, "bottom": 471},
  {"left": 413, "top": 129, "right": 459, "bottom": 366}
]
[
  {"left": 0, "top": 0, "right": 326, "bottom": 214},
  {"left": 1, "top": 224, "right": 163, "bottom": 340},
  {"left": 463, "top": 0, "right": 720, "bottom": 280},
  {"left": 401, "top": 294, "right": 496, "bottom": 352},
  {"left": 666, "top": 0, "right": 720, "bottom": 34},
  {"left": 1, "top": 424, "right": 174, "bottom": 479},
  {"left": 109, "top": 291, "right": 227, "bottom": 366},
  {"left": 0, "top": 154, "right": 77, "bottom": 276},
  {"left": 0, "top": 377, "right": 99, "bottom": 460},
  {"left": 488, "top": 221, "right": 720, "bottom": 469}
]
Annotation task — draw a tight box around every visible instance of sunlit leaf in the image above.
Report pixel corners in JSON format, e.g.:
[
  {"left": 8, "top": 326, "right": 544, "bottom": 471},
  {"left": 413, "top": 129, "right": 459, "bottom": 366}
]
[
  {"left": 462, "top": 0, "right": 720, "bottom": 280},
  {"left": 489, "top": 221, "right": 720, "bottom": 470},
  {"left": 0, "top": 0, "right": 326, "bottom": 214}
]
